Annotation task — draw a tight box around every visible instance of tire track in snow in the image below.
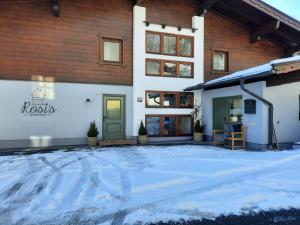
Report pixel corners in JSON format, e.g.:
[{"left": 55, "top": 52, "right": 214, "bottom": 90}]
[{"left": 89, "top": 152, "right": 132, "bottom": 225}]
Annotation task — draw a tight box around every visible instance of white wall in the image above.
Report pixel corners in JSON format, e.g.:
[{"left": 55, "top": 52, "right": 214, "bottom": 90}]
[
  {"left": 133, "top": 6, "right": 204, "bottom": 135},
  {"left": 202, "top": 82, "right": 269, "bottom": 145},
  {"left": 265, "top": 81, "right": 300, "bottom": 143},
  {"left": 0, "top": 80, "right": 133, "bottom": 148}
]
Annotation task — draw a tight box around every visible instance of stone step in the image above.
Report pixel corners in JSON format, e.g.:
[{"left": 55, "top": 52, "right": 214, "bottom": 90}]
[{"left": 98, "top": 139, "right": 137, "bottom": 147}]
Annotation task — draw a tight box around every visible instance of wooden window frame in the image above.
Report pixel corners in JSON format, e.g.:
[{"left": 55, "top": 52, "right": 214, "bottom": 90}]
[
  {"left": 145, "top": 91, "right": 194, "bottom": 109},
  {"left": 146, "top": 59, "right": 194, "bottom": 78},
  {"left": 211, "top": 50, "right": 229, "bottom": 74},
  {"left": 99, "top": 35, "right": 125, "bottom": 67},
  {"left": 145, "top": 114, "right": 193, "bottom": 137},
  {"left": 146, "top": 31, "right": 194, "bottom": 58}
]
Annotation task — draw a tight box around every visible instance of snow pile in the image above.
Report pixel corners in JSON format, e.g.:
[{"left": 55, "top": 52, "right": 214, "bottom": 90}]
[{"left": 0, "top": 145, "right": 300, "bottom": 225}]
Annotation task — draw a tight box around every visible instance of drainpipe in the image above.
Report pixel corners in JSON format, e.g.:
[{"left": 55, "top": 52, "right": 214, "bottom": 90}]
[{"left": 240, "top": 80, "right": 274, "bottom": 149}]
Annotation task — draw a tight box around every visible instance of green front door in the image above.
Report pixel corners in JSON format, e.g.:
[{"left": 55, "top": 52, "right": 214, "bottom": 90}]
[
  {"left": 213, "top": 97, "right": 229, "bottom": 130},
  {"left": 103, "top": 95, "right": 125, "bottom": 140}
]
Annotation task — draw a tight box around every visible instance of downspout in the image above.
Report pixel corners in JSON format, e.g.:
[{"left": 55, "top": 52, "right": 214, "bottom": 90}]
[{"left": 240, "top": 80, "right": 274, "bottom": 149}]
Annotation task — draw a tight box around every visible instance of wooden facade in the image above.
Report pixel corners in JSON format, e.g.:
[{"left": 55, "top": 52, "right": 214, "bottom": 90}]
[
  {"left": 0, "top": 0, "right": 291, "bottom": 85},
  {"left": 0, "top": 0, "right": 133, "bottom": 85}
]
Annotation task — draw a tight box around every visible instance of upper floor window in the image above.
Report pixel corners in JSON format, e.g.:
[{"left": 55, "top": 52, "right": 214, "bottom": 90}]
[
  {"left": 146, "top": 59, "right": 193, "bottom": 78},
  {"left": 100, "top": 37, "right": 124, "bottom": 65},
  {"left": 146, "top": 31, "right": 194, "bottom": 57},
  {"left": 212, "top": 51, "right": 228, "bottom": 72}
]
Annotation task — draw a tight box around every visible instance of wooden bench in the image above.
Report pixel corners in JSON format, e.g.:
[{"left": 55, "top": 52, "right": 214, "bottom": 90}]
[{"left": 213, "top": 124, "right": 246, "bottom": 150}]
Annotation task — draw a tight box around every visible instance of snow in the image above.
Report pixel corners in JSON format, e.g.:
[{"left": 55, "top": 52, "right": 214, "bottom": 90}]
[
  {"left": 205, "top": 55, "right": 300, "bottom": 85},
  {"left": 205, "top": 63, "right": 272, "bottom": 85},
  {"left": 0, "top": 145, "right": 300, "bottom": 225}
]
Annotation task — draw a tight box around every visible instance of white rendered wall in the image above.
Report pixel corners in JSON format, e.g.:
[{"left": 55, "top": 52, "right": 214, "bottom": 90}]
[
  {"left": 264, "top": 81, "right": 300, "bottom": 143},
  {"left": 202, "top": 82, "right": 269, "bottom": 145},
  {"left": 133, "top": 6, "right": 204, "bottom": 135},
  {"left": 0, "top": 80, "right": 133, "bottom": 148}
]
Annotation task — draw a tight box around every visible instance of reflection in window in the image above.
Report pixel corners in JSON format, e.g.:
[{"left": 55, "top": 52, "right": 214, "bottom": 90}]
[
  {"left": 146, "top": 117, "right": 160, "bottom": 136},
  {"left": 146, "top": 61, "right": 160, "bottom": 76},
  {"left": 163, "top": 36, "right": 176, "bottom": 55},
  {"left": 228, "top": 97, "right": 243, "bottom": 123},
  {"left": 179, "top": 37, "right": 192, "bottom": 56},
  {"left": 179, "top": 64, "right": 192, "bottom": 78},
  {"left": 146, "top": 33, "right": 161, "bottom": 53},
  {"left": 163, "top": 116, "right": 176, "bottom": 135},
  {"left": 180, "top": 93, "right": 193, "bottom": 108},
  {"left": 103, "top": 39, "right": 122, "bottom": 63},
  {"left": 213, "top": 51, "right": 228, "bottom": 71},
  {"left": 179, "top": 117, "right": 192, "bottom": 135},
  {"left": 146, "top": 92, "right": 161, "bottom": 107},
  {"left": 163, "top": 62, "right": 177, "bottom": 76},
  {"left": 163, "top": 94, "right": 176, "bottom": 107}
]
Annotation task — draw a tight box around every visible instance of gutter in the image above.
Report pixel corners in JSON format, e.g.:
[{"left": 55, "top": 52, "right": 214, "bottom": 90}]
[{"left": 240, "top": 80, "right": 274, "bottom": 149}]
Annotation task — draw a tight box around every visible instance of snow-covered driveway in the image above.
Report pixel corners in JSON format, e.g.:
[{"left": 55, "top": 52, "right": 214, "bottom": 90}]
[{"left": 0, "top": 145, "right": 300, "bottom": 225}]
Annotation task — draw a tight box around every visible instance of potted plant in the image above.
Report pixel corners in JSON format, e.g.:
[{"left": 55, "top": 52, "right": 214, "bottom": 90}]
[
  {"left": 192, "top": 105, "right": 205, "bottom": 142},
  {"left": 87, "top": 121, "right": 99, "bottom": 147},
  {"left": 138, "top": 120, "right": 148, "bottom": 144},
  {"left": 194, "top": 119, "right": 205, "bottom": 142}
]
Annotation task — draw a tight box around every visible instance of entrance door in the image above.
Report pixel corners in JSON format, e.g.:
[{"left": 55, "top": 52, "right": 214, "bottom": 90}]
[
  {"left": 213, "top": 97, "right": 228, "bottom": 130},
  {"left": 103, "top": 95, "right": 125, "bottom": 140}
]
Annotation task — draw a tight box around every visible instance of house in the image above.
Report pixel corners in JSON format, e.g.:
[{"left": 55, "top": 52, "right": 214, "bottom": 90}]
[
  {"left": 0, "top": 0, "right": 299, "bottom": 149},
  {"left": 186, "top": 54, "right": 300, "bottom": 149}
]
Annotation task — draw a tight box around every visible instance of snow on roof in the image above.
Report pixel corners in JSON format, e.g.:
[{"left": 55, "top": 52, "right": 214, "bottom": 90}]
[{"left": 205, "top": 55, "right": 300, "bottom": 85}]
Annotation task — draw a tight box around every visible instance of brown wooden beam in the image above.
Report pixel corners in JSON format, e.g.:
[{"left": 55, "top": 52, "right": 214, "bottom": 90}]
[
  {"left": 250, "top": 20, "right": 280, "bottom": 43},
  {"left": 199, "top": 0, "right": 220, "bottom": 16},
  {"left": 52, "top": 0, "right": 60, "bottom": 17},
  {"left": 135, "top": 0, "right": 143, "bottom": 6}
]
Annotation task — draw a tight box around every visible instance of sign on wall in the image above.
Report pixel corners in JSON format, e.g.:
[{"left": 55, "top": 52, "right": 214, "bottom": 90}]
[{"left": 21, "top": 88, "right": 57, "bottom": 116}]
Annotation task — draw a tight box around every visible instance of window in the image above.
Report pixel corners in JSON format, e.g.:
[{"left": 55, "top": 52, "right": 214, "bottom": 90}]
[
  {"left": 146, "top": 32, "right": 161, "bottom": 54},
  {"left": 163, "top": 62, "right": 177, "bottom": 76},
  {"left": 146, "top": 60, "right": 161, "bottom": 76},
  {"left": 146, "top": 115, "right": 193, "bottom": 137},
  {"left": 102, "top": 38, "right": 123, "bottom": 64},
  {"left": 146, "top": 31, "right": 194, "bottom": 57},
  {"left": 213, "top": 96, "right": 243, "bottom": 130},
  {"left": 146, "top": 116, "right": 161, "bottom": 136},
  {"left": 179, "top": 63, "right": 193, "bottom": 78},
  {"left": 146, "top": 91, "right": 194, "bottom": 108},
  {"left": 179, "top": 37, "right": 193, "bottom": 57},
  {"left": 163, "top": 93, "right": 176, "bottom": 107},
  {"left": 179, "top": 93, "right": 193, "bottom": 108},
  {"left": 228, "top": 96, "right": 243, "bottom": 123},
  {"left": 163, "top": 35, "right": 177, "bottom": 55},
  {"left": 146, "top": 59, "right": 194, "bottom": 78},
  {"left": 146, "top": 92, "right": 161, "bottom": 107},
  {"left": 212, "top": 51, "right": 228, "bottom": 72},
  {"left": 163, "top": 116, "right": 176, "bottom": 135},
  {"left": 178, "top": 116, "right": 192, "bottom": 135}
]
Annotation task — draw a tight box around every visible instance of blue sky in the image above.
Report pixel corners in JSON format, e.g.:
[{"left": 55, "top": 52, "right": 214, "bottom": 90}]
[{"left": 262, "top": 0, "right": 300, "bottom": 21}]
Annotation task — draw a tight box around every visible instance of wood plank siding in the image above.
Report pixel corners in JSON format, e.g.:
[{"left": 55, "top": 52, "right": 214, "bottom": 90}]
[
  {"left": 142, "top": 0, "right": 285, "bottom": 82},
  {"left": 0, "top": 0, "right": 286, "bottom": 85},
  {"left": 0, "top": 0, "right": 133, "bottom": 85}
]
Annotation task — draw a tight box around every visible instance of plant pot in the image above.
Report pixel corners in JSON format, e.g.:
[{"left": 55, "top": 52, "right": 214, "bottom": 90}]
[
  {"left": 138, "top": 135, "right": 147, "bottom": 144},
  {"left": 193, "top": 132, "right": 203, "bottom": 142},
  {"left": 88, "top": 137, "right": 98, "bottom": 147}
]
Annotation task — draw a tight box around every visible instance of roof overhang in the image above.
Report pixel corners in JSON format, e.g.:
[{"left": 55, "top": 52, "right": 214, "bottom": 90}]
[
  {"left": 202, "top": 0, "right": 300, "bottom": 53},
  {"left": 185, "top": 56, "right": 300, "bottom": 91}
]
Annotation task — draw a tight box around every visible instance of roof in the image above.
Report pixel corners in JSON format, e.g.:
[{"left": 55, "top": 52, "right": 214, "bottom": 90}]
[
  {"left": 185, "top": 55, "right": 300, "bottom": 91},
  {"left": 205, "top": 0, "right": 300, "bottom": 51}
]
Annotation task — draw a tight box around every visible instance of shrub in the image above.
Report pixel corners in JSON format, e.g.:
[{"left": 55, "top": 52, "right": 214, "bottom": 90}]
[
  {"left": 87, "top": 121, "right": 99, "bottom": 137},
  {"left": 194, "top": 119, "right": 205, "bottom": 133},
  {"left": 138, "top": 120, "right": 147, "bottom": 136}
]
